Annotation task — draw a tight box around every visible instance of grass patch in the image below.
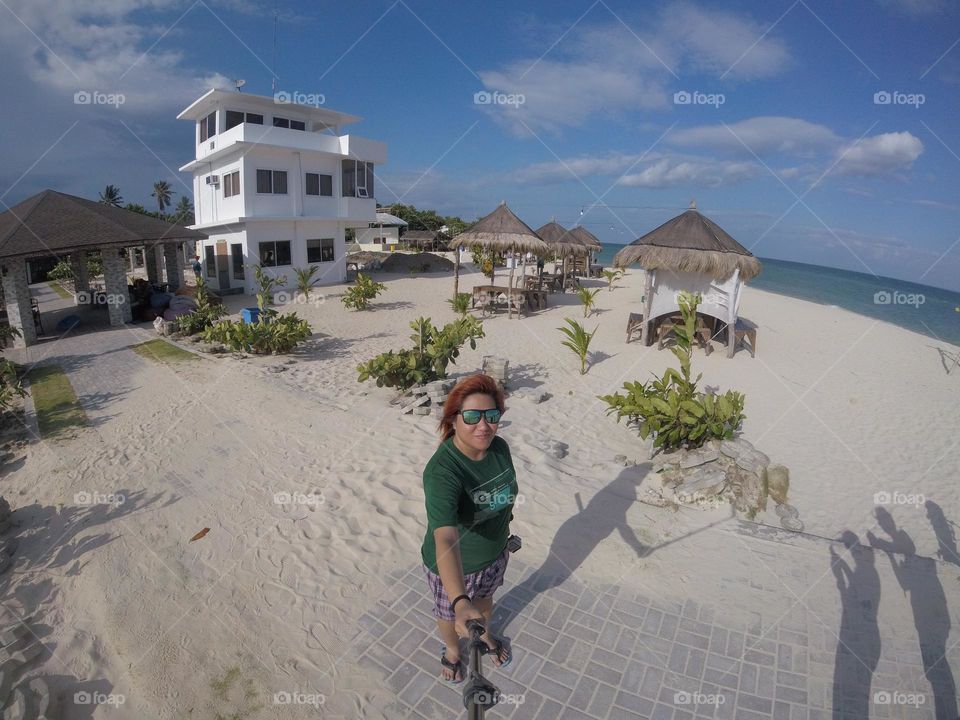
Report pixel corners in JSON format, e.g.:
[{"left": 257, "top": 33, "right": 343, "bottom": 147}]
[
  {"left": 26, "top": 365, "right": 87, "bottom": 439},
  {"left": 131, "top": 339, "right": 199, "bottom": 364},
  {"left": 47, "top": 282, "right": 72, "bottom": 300}
]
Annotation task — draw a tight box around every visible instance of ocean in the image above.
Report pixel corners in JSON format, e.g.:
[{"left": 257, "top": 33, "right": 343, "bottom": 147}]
[{"left": 595, "top": 245, "right": 960, "bottom": 346}]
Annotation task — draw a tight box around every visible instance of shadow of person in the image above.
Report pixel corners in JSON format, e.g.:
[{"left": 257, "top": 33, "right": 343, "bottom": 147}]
[
  {"left": 493, "top": 464, "right": 652, "bottom": 635},
  {"left": 829, "top": 530, "right": 882, "bottom": 719},
  {"left": 925, "top": 500, "right": 960, "bottom": 569},
  {"left": 867, "top": 507, "right": 958, "bottom": 720}
]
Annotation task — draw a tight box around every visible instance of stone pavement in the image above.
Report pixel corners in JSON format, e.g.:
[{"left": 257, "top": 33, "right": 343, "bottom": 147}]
[{"left": 355, "top": 523, "right": 960, "bottom": 720}]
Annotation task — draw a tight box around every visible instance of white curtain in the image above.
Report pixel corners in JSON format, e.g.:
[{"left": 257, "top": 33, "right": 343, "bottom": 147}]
[{"left": 647, "top": 269, "right": 742, "bottom": 326}]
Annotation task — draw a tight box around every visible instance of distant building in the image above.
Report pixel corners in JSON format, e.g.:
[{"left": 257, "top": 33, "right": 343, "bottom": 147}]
[
  {"left": 355, "top": 212, "right": 407, "bottom": 252},
  {"left": 177, "top": 89, "right": 387, "bottom": 294}
]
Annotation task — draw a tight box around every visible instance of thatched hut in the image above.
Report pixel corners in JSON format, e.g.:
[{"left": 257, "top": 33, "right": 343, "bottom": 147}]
[
  {"left": 614, "top": 202, "right": 761, "bottom": 356},
  {"left": 402, "top": 230, "right": 440, "bottom": 251},
  {"left": 535, "top": 221, "right": 589, "bottom": 273},
  {"left": 568, "top": 225, "right": 602, "bottom": 273},
  {"left": 450, "top": 202, "right": 549, "bottom": 317}
]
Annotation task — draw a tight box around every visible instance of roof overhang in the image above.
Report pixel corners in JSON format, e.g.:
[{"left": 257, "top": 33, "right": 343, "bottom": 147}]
[{"left": 177, "top": 89, "right": 361, "bottom": 127}]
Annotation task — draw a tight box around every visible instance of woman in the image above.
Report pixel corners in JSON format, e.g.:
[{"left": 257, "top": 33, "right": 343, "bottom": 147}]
[{"left": 421, "top": 373, "right": 517, "bottom": 683}]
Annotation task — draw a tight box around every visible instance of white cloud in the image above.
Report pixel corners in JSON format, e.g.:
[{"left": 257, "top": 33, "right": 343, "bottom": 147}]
[
  {"left": 477, "top": 2, "right": 791, "bottom": 135},
  {"left": 668, "top": 117, "right": 841, "bottom": 156},
  {"left": 617, "top": 158, "right": 761, "bottom": 188},
  {"left": 833, "top": 132, "right": 924, "bottom": 176},
  {"left": 510, "top": 153, "right": 649, "bottom": 184}
]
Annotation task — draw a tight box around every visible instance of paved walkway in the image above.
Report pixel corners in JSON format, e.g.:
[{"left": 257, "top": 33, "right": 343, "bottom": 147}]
[{"left": 356, "top": 524, "right": 960, "bottom": 720}]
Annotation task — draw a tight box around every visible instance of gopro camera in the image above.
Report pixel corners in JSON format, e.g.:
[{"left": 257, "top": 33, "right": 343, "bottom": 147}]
[{"left": 507, "top": 535, "right": 522, "bottom": 553}]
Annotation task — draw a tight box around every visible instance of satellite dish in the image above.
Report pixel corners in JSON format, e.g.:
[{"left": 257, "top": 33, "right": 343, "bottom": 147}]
[{"left": 234, "top": 79, "right": 246, "bottom": 92}]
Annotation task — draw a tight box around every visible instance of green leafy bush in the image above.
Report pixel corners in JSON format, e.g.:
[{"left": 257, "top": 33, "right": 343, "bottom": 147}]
[
  {"left": 47, "top": 261, "right": 74, "bottom": 283},
  {"left": 342, "top": 273, "right": 386, "bottom": 310},
  {"left": 177, "top": 277, "right": 227, "bottom": 335},
  {"left": 202, "top": 313, "right": 312, "bottom": 355},
  {"left": 0, "top": 328, "right": 26, "bottom": 411},
  {"left": 448, "top": 292, "right": 472, "bottom": 316},
  {"left": 557, "top": 317, "right": 597, "bottom": 375},
  {"left": 357, "top": 316, "right": 484, "bottom": 390},
  {"left": 600, "top": 291, "right": 745, "bottom": 450},
  {"left": 250, "top": 264, "right": 286, "bottom": 312}
]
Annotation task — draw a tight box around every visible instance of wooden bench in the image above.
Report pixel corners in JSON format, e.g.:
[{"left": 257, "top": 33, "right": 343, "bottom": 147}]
[
  {"left": 733, "top": 318, "right": 757, "bottom": 357},
  {"left": 656, "top": 314, "right": 715, "bottom": 355}
]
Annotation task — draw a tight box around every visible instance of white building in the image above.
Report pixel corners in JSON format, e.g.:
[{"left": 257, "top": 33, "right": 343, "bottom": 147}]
[
  {"left": 354, "top": 212, "right": 407, "bottom": 252},
  {"left": 177, "top": 89, "right": 387, "bottom": 294}
]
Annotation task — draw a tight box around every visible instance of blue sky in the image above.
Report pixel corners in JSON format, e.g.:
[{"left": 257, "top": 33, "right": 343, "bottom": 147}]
[{"left": 1, "top": 0, "right": 959, "bottom": 290}]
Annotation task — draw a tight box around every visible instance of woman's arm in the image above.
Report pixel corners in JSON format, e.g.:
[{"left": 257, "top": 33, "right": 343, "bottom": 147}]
[{"left": 434, "top": 526, "right": 484, "bottom": 637}]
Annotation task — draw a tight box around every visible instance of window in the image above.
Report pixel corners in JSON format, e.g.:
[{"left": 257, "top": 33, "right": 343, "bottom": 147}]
[
  {"left": 225, "top": 110, "right": 244, "bottom": 130},
  {"left": 307, "top": 238, "right": 334, "bottom": 263},
  {"left": 231, "top": 243, "right": 244, "bottom": 279},
  {"left": 256, "top": 169, "right": 287, "bottom": 194},
  {"left": 290, "top": 120, "right": 306, "bottom": 131},
  {"left": 272, "top": 116, "right": 305, "bottom": 131},
  {"left": 318, "top": 174, "right": 332, "bottom": 196},
  {"left": 204, "top": 245, "right": 216, "bottom": 277},
  {"left": 225, "top": 111, "right": 265, "bottom": 130},
  {"left": 341, "top": 160, "right": 374, "bottom": 198},
  {"left": 223, "top": 170, "right": 240, "bottom": 198},
  {"left": 273, "top": 117, "right": 289, "bottom": 128},
  {"left": 199, "top": 111, "right": 216, "bottom": 142},
  {"left": 259, "top": 241, "right": 291, "bottom": 267},
  {"left": 305, "top": 173, "right": 332, "bottom": 196}
]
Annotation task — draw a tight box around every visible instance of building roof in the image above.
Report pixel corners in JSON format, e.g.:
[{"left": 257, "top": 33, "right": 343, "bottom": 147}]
[
  {"left": 177, "top": 88, "right": 361, "bottom": 127},
  {"left": 614, "top": 205, "right": 761, "bottom": 280},
  {"left": 450, "top": 202, "right": 549, "bottom": 255},
  {"left": 0, "top": 190, "right": 207, "bottom": 260},
  {"left": 373, "top": 212, "right": 408, "bottom": 226},
  {"left": 568, "top": 225, "right": 603, "bottom": 249},
  {"left": 535, "top": 221, "right": 590, "bottom": 256}
]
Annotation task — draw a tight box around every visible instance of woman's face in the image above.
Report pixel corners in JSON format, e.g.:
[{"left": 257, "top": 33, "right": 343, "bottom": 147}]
[{"left": 454, "top": 393, "right": 500, "bottom": 454}]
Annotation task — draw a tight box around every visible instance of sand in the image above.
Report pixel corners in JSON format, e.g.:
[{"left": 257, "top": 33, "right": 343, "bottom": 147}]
[{"left": 2, "top": 260, "right": 958, "bottom": 718}]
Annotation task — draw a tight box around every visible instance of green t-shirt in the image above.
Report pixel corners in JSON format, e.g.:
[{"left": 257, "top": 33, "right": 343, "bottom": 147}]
[{"left": 420, "top": 435, "right": 518, "bottom": 575}]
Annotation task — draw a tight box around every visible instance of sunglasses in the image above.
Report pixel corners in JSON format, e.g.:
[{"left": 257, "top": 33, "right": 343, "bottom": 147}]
[{"left": 458, "top": 408, "right": 502, "bottom": 425}]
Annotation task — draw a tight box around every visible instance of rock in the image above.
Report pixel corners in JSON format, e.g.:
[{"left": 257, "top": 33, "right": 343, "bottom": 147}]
[
  {"left": 680, "top": 447, "right": 720, "bottom": 469},
  {"left": 775, "top": 502, "right": 799, "bottom": 519},
  {"left": 400, "top": 394, "right": 430, "bottom": 414},
  {"left": 736, "top": 466, "right": 766, "bottom": 513},
  {"left": 266, "top": 366, "right": 286, "bottom": 374},
  {"left": 675, "top": 467, "right": 726, "bottom": 502},
  {"left": 780, "top": 515, "right": 804, "bottom": 533},
  {"left": 530, "top": 392, "right": 548, "bottom": 404},
  {"left": 719, "top": 440, "right": 741, "bottom": 459},
  {"left": 413, "top": 406, "right": 431, "bottom": 416},
  {"left": 766, "top": 465, "right": 790, "bottom": 505},
  {"left": 735, "top": 449, "right": 768, "bottom": 475},
  {"left": 511, "top": 392, "right": 526, "bottom": 400},
  {"left": 613, "top": 454, "right": 627, "bottom": 465}
]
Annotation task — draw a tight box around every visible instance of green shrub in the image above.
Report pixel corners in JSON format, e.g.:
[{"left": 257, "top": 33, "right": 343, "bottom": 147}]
[
  {"left": 342, "top": 273, "right": 386, "bottom": 310},
  {"left": 357, "top": 316, "right": 484, "bottom": 390},
  {"left": 47, "top": 261, "right": 74, "bottom": 283},
  {"left": 0, "top": 357, "right": 26, "bottom": 411},
  {"left": 249, "top": 264, "right": 286, "bottom": 313},
  {"left": 576, "top": 286, "right": 601, "bottom": 317},
  {"left": 601, "top": 268, "right": 623, "bottom": 291},
  {"left": 294, "top": 266, "right": 320, "bottom": 298},
  {"left": 177, "top": 277, "right": 227, "bottom": 335},
  {"left": 557, "top": 317, "right": 597, "bottom": 375},
  {"left": 448, "top": 292, "right": 472, "bottom": 316},
  {"left": 600, "top": 291, "right": 745, "bottom": 450},
  {"left": 202, "top": 313, "right": 312, "bottom": 354}
]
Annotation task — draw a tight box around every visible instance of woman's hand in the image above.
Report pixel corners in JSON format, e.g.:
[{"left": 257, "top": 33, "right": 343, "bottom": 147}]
[{"left": 453, "top": 600, "right": 485, "bottom": 639}]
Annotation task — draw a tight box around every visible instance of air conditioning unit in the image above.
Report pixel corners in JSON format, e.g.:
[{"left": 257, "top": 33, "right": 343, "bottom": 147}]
[{"left": 205, "top": 175, "right": 220, "bottom": 186}]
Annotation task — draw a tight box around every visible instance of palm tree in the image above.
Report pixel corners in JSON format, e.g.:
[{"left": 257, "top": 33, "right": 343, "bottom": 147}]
[
  {"left": 151, "top": 180, "right": 175, "bottom": 215},
  {"left": 99, "top": 184, "right": 123, "bottom": 207},
  {"left": 173, "top": 196, "right": 194, "bottom": 225}
]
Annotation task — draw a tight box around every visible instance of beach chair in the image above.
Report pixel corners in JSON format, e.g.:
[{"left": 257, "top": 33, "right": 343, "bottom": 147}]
[{"left": 625, "top": 312, "right": 645, "bottom": 344}]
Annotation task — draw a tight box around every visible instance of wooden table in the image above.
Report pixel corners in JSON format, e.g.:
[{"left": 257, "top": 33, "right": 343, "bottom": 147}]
[{"left": 471, "top": 285, "right": 546, "bottom": 314}]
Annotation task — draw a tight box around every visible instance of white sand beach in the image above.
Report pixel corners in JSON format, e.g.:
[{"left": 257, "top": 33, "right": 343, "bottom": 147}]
[{"left": 3, "top": 262, "right": 959, "bottom": 719}]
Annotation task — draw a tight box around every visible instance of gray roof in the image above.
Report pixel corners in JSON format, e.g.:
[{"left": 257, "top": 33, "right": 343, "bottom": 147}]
[
  {"left": 0, "top": 189, "right": 206, "bottom": 260},
  {"left": 373, "top": 212, "right": 408, "bottom": 226},
  {"left": 450, "top": 202, "right": 549, "bottom": 255}
]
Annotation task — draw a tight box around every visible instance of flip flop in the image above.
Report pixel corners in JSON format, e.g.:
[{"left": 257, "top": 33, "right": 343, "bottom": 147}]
[
  {"left": 484, "top": 636, "right": 512, "bottom": 669},
  {"left": 440, "top": 650, "right": 464, "bottom": 684}
]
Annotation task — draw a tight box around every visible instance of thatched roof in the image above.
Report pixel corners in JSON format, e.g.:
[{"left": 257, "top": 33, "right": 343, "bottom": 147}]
[
  {"left": 0, "top": 189, "right": 206, "bottom": 260},
  {"left": 535, "top": 221, "right": 590, "bottom": 257},
  {"left": 569, "top": 225, "right": 602, "bottom": 249},
  {"left": 614, "top": 207, "right": 761, "bottom": 281},
  {"left": 449, "top": 202, "right": 549, "bottom": 255}
]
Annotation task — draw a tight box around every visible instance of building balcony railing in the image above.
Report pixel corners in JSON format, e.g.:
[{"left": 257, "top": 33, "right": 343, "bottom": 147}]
[{"left": 196, "top": 124, "right": 387, "bottom": 164}]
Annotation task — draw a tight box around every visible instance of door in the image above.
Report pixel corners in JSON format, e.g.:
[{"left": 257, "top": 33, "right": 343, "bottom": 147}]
[{"left": 216, "top": 241, "right": 230, "bottom": 289}]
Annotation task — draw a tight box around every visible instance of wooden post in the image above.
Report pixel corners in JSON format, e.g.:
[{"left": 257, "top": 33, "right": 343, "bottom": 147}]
[
  {"left": 726, "top": 268, "right": 740, "bottom": 358},
  {"left": 639, "top": 269, "right": 655, "bottom": 346},
  {"left": 507, "top": 262, "right": 516, "bottom": 319},
  {"left": 453, "top": 245, "right": 460, "bottom": 301}
]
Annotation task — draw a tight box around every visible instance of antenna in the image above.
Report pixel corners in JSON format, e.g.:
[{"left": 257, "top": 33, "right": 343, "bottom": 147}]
[
  {"left": 271, "top": 4, "right": 279, "bottom": 95},
  {"left": 233, "top": 79, "right": 246, "bottom": 92}
]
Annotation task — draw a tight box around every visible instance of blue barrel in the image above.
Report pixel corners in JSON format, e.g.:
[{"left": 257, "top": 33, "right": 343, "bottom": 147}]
[{"left": 240, "top": 307, "right": 261, "bottom": 324}]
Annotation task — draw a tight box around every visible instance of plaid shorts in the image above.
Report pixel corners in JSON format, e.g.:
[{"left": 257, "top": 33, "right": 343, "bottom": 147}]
[{"left": 423, "top": 546, "right": 510, "bottom": 621}]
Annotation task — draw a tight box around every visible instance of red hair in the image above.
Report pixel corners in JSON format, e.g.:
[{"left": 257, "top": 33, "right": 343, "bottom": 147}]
[{"left": 438, "top": 373, "right": 506, "bottom": 441}]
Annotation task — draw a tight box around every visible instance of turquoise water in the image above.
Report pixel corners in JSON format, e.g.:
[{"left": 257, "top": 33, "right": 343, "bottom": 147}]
[{"left": 596, "top": 245, "right": 960, "bottom": 346}]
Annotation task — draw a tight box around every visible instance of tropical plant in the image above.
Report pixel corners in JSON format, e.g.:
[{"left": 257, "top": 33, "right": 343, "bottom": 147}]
[
  {"left": 357, "top": 316, "right": 484, "bottom": 390},
  {"left": 557, "top": 317, "right": 597, "bottom": 375},
  {"left": 99, "top": 185, "right": 123, "bottom": 207},
  {"left": 86, "top": 253, "right": 104, "bottom": 278},
  {"left": 448, "top": 292, "right": 471, "bottom": 316},
  {"left": 172, "top": 196, "right": 194, "bottom": 225},
  {"left": 294, "top": 266, "right": 320, "bottom": 299},
  {"left": 202, "top": 313, "right": 312, "bottom": 354},
  {"left": 47, "top": 261, "right": 74, "bottom": 283},
  {"left": 0, "top": 358, "right": 26, "bottom": 412},
  {"left": 576, "top": 286, "right": 602, "bottom": 317},
  {"left": 601, "top": 268, "right": 623, "bottom": 291},
  {"left": 342, "top": 273, "right": 386, "bottom": 310},
  {"left": 0, "top": 326, "right": 22, "bottom": 352},
  {"left": 600, "top": 291, "right": 746, "bottom": 450},
  {"left": 249, "top": 264, "right": 286, "bottom": 314},
  {"left": 176, "top": 277, "right": 226, "bottom": 335},
  {"left": 151, "top": 180, "right": 175, "bottom": 215}
]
